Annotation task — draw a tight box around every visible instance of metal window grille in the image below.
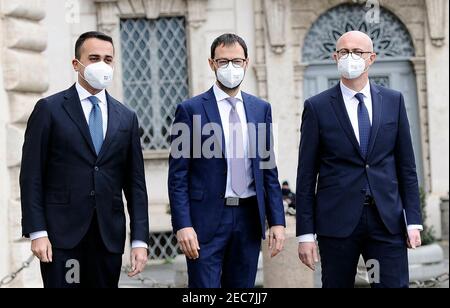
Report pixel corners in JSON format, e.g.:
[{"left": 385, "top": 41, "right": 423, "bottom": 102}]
[{"left": 121, "top": 17, "right": 189, "bottom": 150}]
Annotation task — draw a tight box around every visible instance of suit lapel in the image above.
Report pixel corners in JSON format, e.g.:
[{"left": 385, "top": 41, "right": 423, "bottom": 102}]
[
  {"left": 242, "top": 92, "right": 259, "bottom": 182},
  {"left": 96, "top": 92, "right": 121, "bottom": 163},
  {"left": 201, "top": 87, "right": 226, "bottom": 157},
  {"left": 367, "top": 82, "right": 383, "bottom": 160},
  {"left": 242, "top": 92, "right": 257, "bottom": 126},
  {"left": 62, "top": 84, "right": 97, "bottom": 156},
  {"left": 330, "top": 84, "right": 364, "bottom": 160}
]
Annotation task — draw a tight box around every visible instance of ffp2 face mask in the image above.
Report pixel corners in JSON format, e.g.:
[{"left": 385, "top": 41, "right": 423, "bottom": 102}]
[{"left": 77, "top": 60, "right": 114, "bottom": 90}]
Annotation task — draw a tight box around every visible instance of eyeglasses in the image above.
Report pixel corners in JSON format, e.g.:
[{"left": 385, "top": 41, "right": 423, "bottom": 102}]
[
  {"left": 336, "top": 49, "right": 373, "bottom": 60},
  {"left": 213, "top": 58, "right": 247, "bottom": 68}
]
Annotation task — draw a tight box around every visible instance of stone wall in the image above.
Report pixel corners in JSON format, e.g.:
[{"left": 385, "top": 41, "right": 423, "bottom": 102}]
[
  {"left": 0, "top": 12, "right": 11, "bottom": 278},
  {"left": 0, "top": 0, "right": 49, "bottom": 287}
]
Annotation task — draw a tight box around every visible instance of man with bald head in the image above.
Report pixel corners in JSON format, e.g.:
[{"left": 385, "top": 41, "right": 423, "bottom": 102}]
[{"left": 296, "top": 31, "right": 423, "bottom": 288}]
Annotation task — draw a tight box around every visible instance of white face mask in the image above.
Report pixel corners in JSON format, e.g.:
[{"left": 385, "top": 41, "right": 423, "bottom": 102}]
[
  {"left": 338, "top": 56, "right": 368, "bottom": 80},
  {"left": 216, "top": 63, "right": 245, "bottom": 89},
  {"left": 77, "top": 60, "right": 114, "bottom": 90}
]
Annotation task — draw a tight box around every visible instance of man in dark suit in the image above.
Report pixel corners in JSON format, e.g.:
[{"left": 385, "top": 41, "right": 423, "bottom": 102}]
[
  {"left": 168, "top": 34, "right": 286, "bottom": 288},
  {"left": 20, "top": 31, "right": 149, "bottom": 288},
  {"left": 296, "top": 31, "right": 423, "bottom": 288}
]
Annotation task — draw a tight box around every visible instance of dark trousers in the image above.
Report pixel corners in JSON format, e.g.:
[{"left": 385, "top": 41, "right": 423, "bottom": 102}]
[
  {"left": 318, "top": 202, "right": 409, "bottom": 288},
  {"left": 40, "top": 214, "right": 122, "bottom": 288},
  {"left": 187, "top": 200, "right": 262, "bottom": 288}
]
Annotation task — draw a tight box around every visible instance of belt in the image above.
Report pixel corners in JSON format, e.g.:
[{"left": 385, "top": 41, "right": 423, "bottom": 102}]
[
  {"left": 364, "top": 195, "right": 376, "bottom": 206},
  {"left": 225, "top": 196, "right": 257, "bottom": 207}
]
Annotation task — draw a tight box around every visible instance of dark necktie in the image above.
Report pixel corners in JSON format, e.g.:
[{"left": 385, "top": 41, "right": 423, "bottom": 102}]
[{"left": 355, "top": 93, "right": 372, "bottom": 196}]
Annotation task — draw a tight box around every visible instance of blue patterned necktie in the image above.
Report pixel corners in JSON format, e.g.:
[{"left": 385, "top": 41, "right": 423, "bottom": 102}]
[
  {"left": 88, "top": 96, "right": 104, "bottom": 155},
  {"left": 355, "top": 93, "right": 372, "bottom": 196}
]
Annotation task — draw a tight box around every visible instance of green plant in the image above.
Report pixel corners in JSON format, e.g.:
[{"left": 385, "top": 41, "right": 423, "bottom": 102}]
[{"left": 419, "top": 188, "right": 436, "bottom": 246}]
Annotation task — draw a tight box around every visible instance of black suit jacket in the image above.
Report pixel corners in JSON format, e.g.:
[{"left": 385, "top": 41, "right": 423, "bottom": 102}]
[{"left": 20, "top": 84, "right": 149, "bottom": 254}]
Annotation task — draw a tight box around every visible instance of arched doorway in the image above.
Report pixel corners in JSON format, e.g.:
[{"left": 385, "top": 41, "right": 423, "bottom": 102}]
[{"left": 302, "top": 3, "right": 424, "bottom": 186}]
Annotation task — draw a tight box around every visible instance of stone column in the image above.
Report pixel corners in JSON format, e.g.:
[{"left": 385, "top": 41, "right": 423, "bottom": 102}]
[
  {"left": 411, "top": 57, "right": 431, "bottom": 193},
  {"left": 185, "top": 0, "right": 208, "bottom": 94},
  {"left": 1, "top": 0, "right": 49, "bottom": 288},
  {"left": 253, "top": 0, "right": 268, "bottom": 101}
]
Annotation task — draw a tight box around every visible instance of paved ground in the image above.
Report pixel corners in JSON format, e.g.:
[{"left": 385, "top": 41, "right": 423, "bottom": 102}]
[
  {"left": 119, "top": 243, "right": 449, "bottom": 288},
  {"left": 119, "top": 262, "right": 176, "bottom": 288}
]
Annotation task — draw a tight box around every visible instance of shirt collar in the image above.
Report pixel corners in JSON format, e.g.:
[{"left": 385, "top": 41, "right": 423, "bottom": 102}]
[
  {"left": 213, "top": 83, "right": 243, "bottom": 103},
  {"left": 76, "top": 82, "right": 107, "bottom": 105},
  {"left": 340, "top": 80, "right": 371, "bottom": 101}
]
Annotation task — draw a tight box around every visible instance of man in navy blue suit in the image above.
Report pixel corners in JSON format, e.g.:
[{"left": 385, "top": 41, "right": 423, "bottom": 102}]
[
  {"left": 20, "top": 32, "right": 149, "bottom": 288},
  {"left": 296, "top": 31, "right": 423, "bottom": 288},
  {"left": 169, "top": 34, "right": 286, "bottom": 288}
]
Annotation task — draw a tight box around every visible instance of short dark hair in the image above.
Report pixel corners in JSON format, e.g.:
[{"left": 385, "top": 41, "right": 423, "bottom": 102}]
[
  {"left": 210, "top": 33, "right": 248, "bottom": 59},
  {"left": 75, "top": 31, "right": 114, "bottom": 59}
]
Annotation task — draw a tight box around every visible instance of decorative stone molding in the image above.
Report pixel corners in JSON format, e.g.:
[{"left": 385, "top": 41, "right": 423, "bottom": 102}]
[
  {"left": 3, "top": 49, "right": 49, "bottom": 93},
  {"left": 263, "top": 0, "right": 287, "bottom": 54},
  {"left": 8, "top": 93, "right": 45, "bottom": 124},
  {"left": 425, "top": 0, "right": 447, "bottom": 47},
  {"left": 94, "top": 0, "right": 120, "bottom": 35},
  {"left": 3, "top": 18, "right": 47, "bottom": 52},
  {"left": 1, "top": 0, "right": 46, "bottom": 21},
  {"left": 186, "top": 0, "right": 208, "bottom": 29},
  {"left": 94, "top": 0, "right": 207, "bottom": 32}
]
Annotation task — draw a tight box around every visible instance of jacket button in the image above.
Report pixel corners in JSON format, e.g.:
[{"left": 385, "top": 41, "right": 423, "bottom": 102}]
[
  {"left": 90, "top": 191, "right": 96, "bottom": 197},
  {"left": 366, "top": 164, "right": 370, "bottom": 169},
  {"left": 94, "top": 166, "right": 99, "bottom": 172}
]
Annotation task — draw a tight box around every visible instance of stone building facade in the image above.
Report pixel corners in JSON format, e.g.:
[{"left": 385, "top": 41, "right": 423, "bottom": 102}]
[{"left": 0, "top": 0, "right": 448, "bottom": 287}]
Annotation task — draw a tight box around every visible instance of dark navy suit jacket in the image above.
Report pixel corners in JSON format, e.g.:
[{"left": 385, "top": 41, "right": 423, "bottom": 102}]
[
  {"left": 168, "top": 87, "right": 286, "bottom": 243},
  {"left": 20, "top": 84, "right": 149, "bottom": 254},
  {"left": 296, "top": 82, "right": 422, "bottom": 238}
]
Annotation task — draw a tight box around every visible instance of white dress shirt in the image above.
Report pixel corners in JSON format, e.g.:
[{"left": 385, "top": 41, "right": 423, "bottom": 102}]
[
  {"left": 298, "top": 81, "right": 422, "bottom": 243},
  {"left": 30, "top": 83, "right": 147, "bottom": 249},
  {"left": 213, "top": 83, "right": 256, "bottom": 198},
  {"left": 77, "top": 82, "right": 108, "bottom": 138}
]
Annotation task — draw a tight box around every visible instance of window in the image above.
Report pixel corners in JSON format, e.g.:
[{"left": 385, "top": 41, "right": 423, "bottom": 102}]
[
  {"left": 302, "top": 4, "right": 415, "bottom": 63},
  {"left": 120, "top": 17, "right": 189, "bottom": 151}
]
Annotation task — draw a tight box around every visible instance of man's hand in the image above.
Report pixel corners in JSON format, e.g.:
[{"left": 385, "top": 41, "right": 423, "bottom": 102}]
[
  {"left": 268, "top": 226, "right": 286, "bottom": 258},
  {"left": 298, "top": 242, "right": 319, "bottom": 271},
  {"left": 176, "top": 227, "right": 200, "bottom": 260},
  {"left": 407, "top": 229, "right": 422, "bottom": 249},
  {"left": 31, "top": 237, "right": 53, "bottom": 263},
  {"left": 128, "top": 248, "right": 148, "bottom": 277}
]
